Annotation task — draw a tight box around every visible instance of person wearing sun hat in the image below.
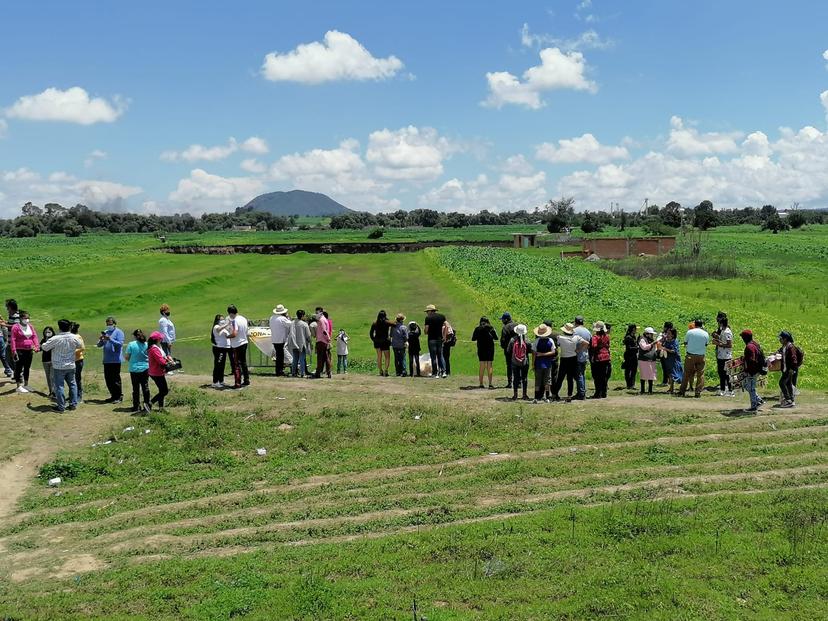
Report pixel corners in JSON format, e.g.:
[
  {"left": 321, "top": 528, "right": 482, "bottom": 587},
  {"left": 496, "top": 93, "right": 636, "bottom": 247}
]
[
  {"left": 589, "top": 321, "right": 611, "bottom": 398},
  {"left": 507, "top": 323, "right": 532, "bottom": 400},
  {"left": 553, "top": 323, "right": 589, "bottom": 401},
  {"left": 637, "top": 327, "right": 659, "bottom": 395},
  {"left": 269, "top": 304, "right": 292, "bottom": 377},
  {"left": 532, "top": 323, "right": 557, "bottom": 402}
]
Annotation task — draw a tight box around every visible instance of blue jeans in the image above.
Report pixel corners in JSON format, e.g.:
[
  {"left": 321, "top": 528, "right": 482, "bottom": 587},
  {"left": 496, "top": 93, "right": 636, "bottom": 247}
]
[
  {"left": 53, "top": 367, "right": 78, "bottom": 411},
  {"left": 427, "top": 339, "right": 445, "bottom": 376},
  {"left": 337, "top": 354, "right": 348, "bottom": 373},
  {"left": 291, "top": 348, "right": 307, "bottom": 377},
  {"left": 576, "top": 360, "right": 587, "bottom": 398},
  {"left": 743, "top": 375, "right": 760, "bottom": 409}
]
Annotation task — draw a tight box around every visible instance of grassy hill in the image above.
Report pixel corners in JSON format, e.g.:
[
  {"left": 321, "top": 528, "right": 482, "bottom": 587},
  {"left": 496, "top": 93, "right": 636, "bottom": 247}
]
[{"left": 240, "top": 190, "right": 351, "bottom": 217}]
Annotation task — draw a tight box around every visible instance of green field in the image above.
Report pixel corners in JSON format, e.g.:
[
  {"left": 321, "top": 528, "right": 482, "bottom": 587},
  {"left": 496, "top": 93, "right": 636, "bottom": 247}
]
[{"left": 1, "top": 224, "right": 827, "bottom": 619}]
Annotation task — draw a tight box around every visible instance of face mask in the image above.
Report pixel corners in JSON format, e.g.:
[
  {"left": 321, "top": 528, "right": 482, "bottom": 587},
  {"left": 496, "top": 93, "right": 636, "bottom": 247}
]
[{"left": 21, "top": 319, "right": 29, "bottom": 326}]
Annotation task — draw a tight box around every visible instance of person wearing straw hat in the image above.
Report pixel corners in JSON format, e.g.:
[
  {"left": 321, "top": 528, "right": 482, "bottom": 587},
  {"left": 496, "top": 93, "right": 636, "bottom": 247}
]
[
  {"left": 507, "top": 324, "right": 532, "bottom": 400},
  {"left": 589, "top": 321, "right": 611, "bottom": 399},
  {"left": 269, "top": 304, "right": 292, "bottom": 377},
  {"left": 532, "top": 323, "right": 557, "bottom": 402},
  {"left": 553, "top": 323, "right": 589, "bottom": 401},
  {"left": 637, "top": 327, "right": 659, "bottom": 395},
  {"left": 424, "top": 304, "right": 447, "bottom": 378}
]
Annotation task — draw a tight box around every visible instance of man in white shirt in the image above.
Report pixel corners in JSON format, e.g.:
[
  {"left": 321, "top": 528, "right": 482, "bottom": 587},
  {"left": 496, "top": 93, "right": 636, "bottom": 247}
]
[
  {"left": 269, "top": 304, "right": 292, "bottom": 377},
  {"left": 41, "top": 319, "right": 82, "bottom": 412},
  {"left": 227, "top": 305, "right": 249, "bottom": 388},
  {"left": 714, "top": 314, "right": 734, "bottom": 396}
]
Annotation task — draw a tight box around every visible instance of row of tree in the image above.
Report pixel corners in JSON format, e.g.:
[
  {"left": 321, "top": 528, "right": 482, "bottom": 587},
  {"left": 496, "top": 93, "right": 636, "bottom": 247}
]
[
  {"left": 1, "top": 203, "right": 294, "bottom": 237},
  {"left": 1, "top": 199, "right": 824, "bottom": 238}
]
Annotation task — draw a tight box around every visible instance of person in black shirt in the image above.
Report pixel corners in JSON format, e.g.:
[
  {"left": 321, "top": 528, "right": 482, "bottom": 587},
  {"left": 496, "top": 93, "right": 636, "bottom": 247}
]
[
  {"left": 407, "top": 321, "right": 422, "bottom": 377},
  {"left": 472, "top": 317, "right": 498, "bottom": 388},
  {"left": 500, "top": 312, "right": 517, "bottom": 388},
  {"left": 622, "top": 324, "right": 638, "bottom": 389},
  {"left": 369, "top": 310, "right": 394, "bottom": 377},
  {"left": 424, "top": 304, "right": 446, "bottom": 378}
]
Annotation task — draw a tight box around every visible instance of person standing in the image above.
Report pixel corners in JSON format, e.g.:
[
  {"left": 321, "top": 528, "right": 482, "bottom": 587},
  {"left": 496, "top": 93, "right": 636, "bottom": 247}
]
[
  {"left": 507, "top": 324, "right": 532, "bottom": 400},
  {"left": 288, "top": 310, "right": 312, "bottom": 377},
  {"left": 0, "top": 314, "right": 13, "bottom": 378},
  {"left": 313, "top": 310, "right": 332, "bottom": 379},
  {"left": 573, "top": 316, "right": 592, "bottom": 400},
  {"left": 658, "top": 321, "right": 674, "bottom": 385},
  {"left": 70, "top": 322, "right": 85, "bottom": 403},
  {"left": 369, "top": 310, "right": 394, "bottom": 377},
  {"left": 3, "top": 299, "right": 19, "bottom": 380},
  {"left": 97, "top": 316, "right": 124, "bottom": 403},
  {"left": 777, "top": 331, "right": 799, "bottom": 408},
  {"left": 442, "top": 320, "right": 456, "bottom": 377},
  {"left": 637, "top": 328, "right": 659, "bottom": 395},
  {"left": 158, "top": 304, "right": 176, "bottom": 356},
  {"left": 740, "top": 330, "right": 765, "bottom": 412},
  {"left": 407, "top": 321, "right": 422, "bottom": 378},
  {"left": 269, "top": 304, "right": 291, "bottom": 377},
  {"left": 148, "top": 331, "right": 172, "bottom": 409},
  {"left": 661, "top": 327, "right": 683, "bottom": 394},
  {"left": 532, "top": 323, "right": 556, "bottom": 402},
  {"left": 714, "top": 315, "right": 734, "bottom": 397},
  {"left": 499, "top": 313, "right": 517, "bottom": 388},
  {"left": 41, "top": 326, "right": 56, "bottom": 398},
  {"left": 211, "top": 314, "right": 231, "bottom": 388},
  {"left": 226, "top": 305, "right": 250, "bottom": 388},
  {"left": 124, "top": 329, "right": 151, "bottom": 414},
  {"left": 472, "top": 317, "right": 498, "bottom": 389},
  {"left": 678, "top": 320, "right": 710, "bottom": 398},
  {"left": 10, "top": 310, "right": 40, "bottom": 393},
  {"left": 41, "top": 319, "right": 81, "bottom": 413},
  {"left": 589, "top": 321, "right": 611, "bottom": 399},
  {"left": 336, "top": 328, "right": 350, "bottom": 374},
  {"left": 424, "top": 304, "right": 447, "bottom": 378},
  {"left": 553, "top": 323, "right": 588, "bottom": 401},
  {"left": 391, "top": 314, "right": 408, "bottom": 377},
  {"left": 622, "top": 324, "right": 638, "bottom": 390}
]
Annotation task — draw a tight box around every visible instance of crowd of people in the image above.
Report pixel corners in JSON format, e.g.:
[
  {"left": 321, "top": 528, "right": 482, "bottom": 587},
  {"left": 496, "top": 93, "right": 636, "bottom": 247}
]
[
  {"left": 1, "top": 298, "right": 177, "bottom": 413},
  {"left": 4, "top": 294, "right": 805, "bottom": 416}
]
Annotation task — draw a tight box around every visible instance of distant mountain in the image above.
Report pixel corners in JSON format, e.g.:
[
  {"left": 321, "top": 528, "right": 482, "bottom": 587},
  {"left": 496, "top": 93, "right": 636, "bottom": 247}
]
[{"left": 239, "top": 190, "right": 352, "bottom": 217}]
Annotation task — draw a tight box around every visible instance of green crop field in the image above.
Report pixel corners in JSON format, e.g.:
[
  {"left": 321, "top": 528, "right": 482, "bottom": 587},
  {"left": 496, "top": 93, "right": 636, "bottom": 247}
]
[{"left": 1, "top": 224, "right": 827, "bottom": 619}]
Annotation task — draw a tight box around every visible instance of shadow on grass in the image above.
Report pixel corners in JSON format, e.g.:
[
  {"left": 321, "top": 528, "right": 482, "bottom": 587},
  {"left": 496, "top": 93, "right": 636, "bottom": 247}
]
[
  {"left": 26, "top": 403, "right": 59, "bottom": 413},
  {"left": 721, "top": 408, "right": 758, "bottom": 418}
]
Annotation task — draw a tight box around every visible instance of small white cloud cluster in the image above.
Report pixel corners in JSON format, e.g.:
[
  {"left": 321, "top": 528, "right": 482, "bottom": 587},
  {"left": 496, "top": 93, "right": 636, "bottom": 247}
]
[
  {"left": 483, "top": 47, "right": 597, "bottom": 110},
  {"left": 262, "top": 30, "right": 404, "bottom": 84},
  {"left": 161, "top": 136, "right": 269, "bottom": 162},
  {"left": 4, "top": 87, "right": 126, "bottom": 125},
  {"left": 536, "top": 133, "right": 628, "bottom": 164}
]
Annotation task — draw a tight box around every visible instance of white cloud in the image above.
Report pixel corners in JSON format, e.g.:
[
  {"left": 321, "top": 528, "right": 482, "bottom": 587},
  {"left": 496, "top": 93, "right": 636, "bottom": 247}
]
[
  {"left": 0, "top": 168, "right": 141, "bottom": 216},
  {"left": 536, "top": 133, "right": 628, "bottom": 164},
  {"left": 823, "top": 49, "right": 828, "bottom": 68},
  {"left": 4, "top": 87, "right": 126, "bottom": 125},
  {"left": 261, "top": 30, "right": 404, "bottom": 84},
  {"left": 240, "top": 136, "right": 269, "bottom": 155},
  {"left": 821, "top": 90, "right": 828, "bottom": 123},
  {"left": 168, "top": 169, "right": 264, "bottom": 212},
  {"left": 240, "top": 158, "right": 266, "bottom": 174},
  {"left": 83, "top": 149, "right": 108, "bottom": 168},
  {"left": 666, "top": 116, "right": 741, "bottom": 157},
  {"left": 366, "top": 126, "right": 456, "bottom": 180},
  {"left": 161, "top": 136, "right": 268, "bottom": 162},
  {"left": 420, "top": 165, "right": 547, "bottom": 213},
  {"left": 521, "top": 23, "right": 612, "bottom": 52},
  {"left": 270, "top": 139, "right": 365, "bottom": 179},
  {"left": 501, "top": 154, "right": 535, "bottom": 175},
  {"left": 483, "top": 47, "right": 597, "bottom": 110},
  {"left": 555, "top": 112, "right": 828, "bottom": 210}
]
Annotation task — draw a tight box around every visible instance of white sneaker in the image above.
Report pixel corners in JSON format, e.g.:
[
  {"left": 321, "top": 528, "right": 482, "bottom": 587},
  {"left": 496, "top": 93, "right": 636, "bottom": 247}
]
[
  {"left": 716, "top": 390, "right": 725, "bottom": 397},
  {"left": 16, "top": 385, "right": 28, "bottom": 393},
  {"left": 211, "top": 382, "right": 222, "bottom": 389}
]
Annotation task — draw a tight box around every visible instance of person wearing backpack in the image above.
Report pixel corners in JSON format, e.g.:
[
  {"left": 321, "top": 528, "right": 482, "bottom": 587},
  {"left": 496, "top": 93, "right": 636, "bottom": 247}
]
[
  {"left": 777, "top": 331, "right": 799, "bottom": 408},
  {"left": 532, "top": 323, "right": 557, "bottom": 402},
  {"left": 740, "top": 329, "right": 766, "bottom": 413},
  {"left": 507, "top": 324, "right": 532, "bottom": 400},
  {"left": 442, "top": 320, "right": 456, "bottom": 377}
]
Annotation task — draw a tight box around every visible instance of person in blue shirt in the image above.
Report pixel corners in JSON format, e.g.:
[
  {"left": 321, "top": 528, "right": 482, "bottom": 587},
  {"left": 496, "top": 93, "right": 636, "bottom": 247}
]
[
  {"left": 123, "top": 329, "right": 150, "bottom": 413},
  {"left": 678, "top": 319, "right": 710, "bottom": 398},
  {"left": 97, "top": 315, "right": 124, "bottom": 403},
  {"left": 573, "top": 316, "right": 592, "bottom": 400}
]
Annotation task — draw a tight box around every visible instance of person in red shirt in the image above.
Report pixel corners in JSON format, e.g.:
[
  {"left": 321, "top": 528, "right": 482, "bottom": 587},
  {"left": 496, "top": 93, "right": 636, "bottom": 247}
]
[
  {"left": 740, "top": 329, "right": 764, "bottom": 413},
  {"left": 589, "top": 321, "right": 612, "bottom": 398},
  {"left": 147, "top": 331, "right": 173, "bottom": 410}
]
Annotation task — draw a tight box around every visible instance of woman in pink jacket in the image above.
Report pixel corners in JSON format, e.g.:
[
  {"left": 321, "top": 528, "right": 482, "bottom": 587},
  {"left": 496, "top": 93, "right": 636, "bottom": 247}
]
[
  {"left": 11, "top": 310, "right": 40, "bottom": 393},
  {"left": 148, "top": 331, "right": 172, "bottom": 410}
]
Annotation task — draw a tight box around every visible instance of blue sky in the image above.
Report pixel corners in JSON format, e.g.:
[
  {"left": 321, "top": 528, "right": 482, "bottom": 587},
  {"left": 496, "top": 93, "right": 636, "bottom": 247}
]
[{"left": 2, "top": 0, "right": 828, "bottom": 216}]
